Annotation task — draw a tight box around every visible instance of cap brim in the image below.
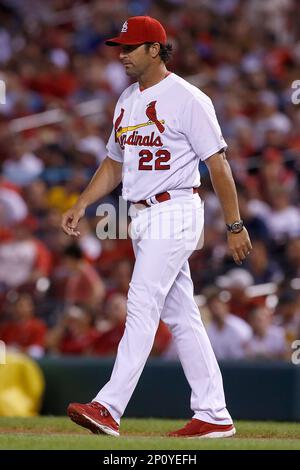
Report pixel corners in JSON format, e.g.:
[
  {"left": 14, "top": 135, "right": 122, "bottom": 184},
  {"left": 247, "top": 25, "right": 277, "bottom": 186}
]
[{"left": 105, "top": 36, "right": 146, "bottom": 46}]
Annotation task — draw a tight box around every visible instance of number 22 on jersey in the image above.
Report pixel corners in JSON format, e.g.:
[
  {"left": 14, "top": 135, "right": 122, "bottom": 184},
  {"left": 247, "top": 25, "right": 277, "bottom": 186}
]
[{"left": 138, "top": 149, "right": 171, "bottom": 171}]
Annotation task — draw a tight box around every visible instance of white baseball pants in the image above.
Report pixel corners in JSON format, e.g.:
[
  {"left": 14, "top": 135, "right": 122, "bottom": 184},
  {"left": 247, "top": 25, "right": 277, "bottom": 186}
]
[{"left": 94, "top": 192, "right": 233, "bottom": 425}]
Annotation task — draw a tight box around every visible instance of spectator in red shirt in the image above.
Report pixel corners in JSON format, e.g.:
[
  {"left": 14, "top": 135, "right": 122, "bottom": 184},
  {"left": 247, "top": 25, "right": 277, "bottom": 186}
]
[
  {"left": 93, "top": 294, "right": 126, "bottom": 356},
  {"left": 62, "top": 243, "right": 106, "bottom": 311},
  {"left": 97, "top": 239, "right": 134, "bottom": 278},
  {"left": 46, "top": 305, "right": 98, "bottom": 355},
  {"left": 0, "top": 217, "right": 52, "bottom": 290},
  {"left": 0, "top": 293, "right": 47, "bottom": 358},
  {"left": 93, "top": 293, "right": 171, "bottom": 356}
]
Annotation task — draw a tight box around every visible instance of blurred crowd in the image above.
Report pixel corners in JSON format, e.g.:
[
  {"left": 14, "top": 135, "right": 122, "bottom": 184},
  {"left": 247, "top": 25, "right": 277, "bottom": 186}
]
[{"left": 0, "top": 0, "right": 300, "bottom": 362}]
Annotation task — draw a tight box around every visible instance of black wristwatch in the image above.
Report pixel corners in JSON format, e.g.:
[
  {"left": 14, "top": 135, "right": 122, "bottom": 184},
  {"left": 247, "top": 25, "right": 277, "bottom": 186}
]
[{"left": 226, "top": 219, "right": 244, "bottom": 234}]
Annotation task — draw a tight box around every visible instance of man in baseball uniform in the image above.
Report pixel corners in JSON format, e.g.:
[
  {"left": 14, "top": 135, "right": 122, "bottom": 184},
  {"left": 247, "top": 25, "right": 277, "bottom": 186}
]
[{"left": 62, "top": 16, "right": 252, "bottom": 438}]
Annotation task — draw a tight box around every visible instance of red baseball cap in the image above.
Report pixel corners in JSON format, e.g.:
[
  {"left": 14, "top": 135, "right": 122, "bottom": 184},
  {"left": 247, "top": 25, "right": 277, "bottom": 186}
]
[{"left": 105, "top": 16, "right": 167, "bottom": 46}]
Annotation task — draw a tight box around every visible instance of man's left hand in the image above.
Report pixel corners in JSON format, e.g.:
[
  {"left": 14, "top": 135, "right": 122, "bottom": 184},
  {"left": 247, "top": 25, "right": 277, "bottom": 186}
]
[{"left": 227, "top": 227, "right": 252, "bottom": 265}]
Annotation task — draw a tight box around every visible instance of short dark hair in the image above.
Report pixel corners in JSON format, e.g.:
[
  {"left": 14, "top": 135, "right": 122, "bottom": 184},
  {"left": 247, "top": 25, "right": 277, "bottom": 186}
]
[
  {"left": 144, "top": 42, "right": 173, "bottom": 63},
  {"left": 64, "top": 243, "right": 83, "bottom": 260}
]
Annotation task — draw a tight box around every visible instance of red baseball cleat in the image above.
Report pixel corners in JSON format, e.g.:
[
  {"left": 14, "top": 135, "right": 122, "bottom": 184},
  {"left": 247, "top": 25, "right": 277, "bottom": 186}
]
[
  {"left": 168, "top": 418, "right": 236, "bottom": 438},
  {"left": 67, "top": 401, "right": 119, "bottom": 437}
]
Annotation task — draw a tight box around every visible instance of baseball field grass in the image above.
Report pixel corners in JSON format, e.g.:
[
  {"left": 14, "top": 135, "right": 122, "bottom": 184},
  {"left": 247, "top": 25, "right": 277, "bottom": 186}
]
[{"left": 0, "top": 417, "right": 300, "bottom": 450}]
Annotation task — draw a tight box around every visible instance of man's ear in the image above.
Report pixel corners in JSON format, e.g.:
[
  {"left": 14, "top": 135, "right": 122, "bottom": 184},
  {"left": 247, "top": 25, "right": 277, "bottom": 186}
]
[{"left": 149, "top": 43, "right": 161, "bottom": 59}]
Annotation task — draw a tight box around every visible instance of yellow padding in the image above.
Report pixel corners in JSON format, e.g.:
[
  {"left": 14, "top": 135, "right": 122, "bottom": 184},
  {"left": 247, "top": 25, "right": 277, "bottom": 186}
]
[{"left": 0, "top": 352, "right": 45, "bottom": 416}]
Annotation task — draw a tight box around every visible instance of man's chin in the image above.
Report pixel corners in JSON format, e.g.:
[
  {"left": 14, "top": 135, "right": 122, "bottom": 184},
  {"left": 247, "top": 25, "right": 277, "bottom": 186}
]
[{"left": 124, "top": 67, "right": 137, "bottom": 77}]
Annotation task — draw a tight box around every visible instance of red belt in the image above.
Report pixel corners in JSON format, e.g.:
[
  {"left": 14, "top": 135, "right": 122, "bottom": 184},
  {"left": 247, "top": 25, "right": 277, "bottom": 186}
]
[{"left": 134, "top": 188, "right": 198, "bottom": 207}]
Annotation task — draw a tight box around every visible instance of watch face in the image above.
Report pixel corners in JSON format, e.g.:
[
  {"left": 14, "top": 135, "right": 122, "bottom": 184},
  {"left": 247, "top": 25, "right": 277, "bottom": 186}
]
[{"left": 232, "top": 222, "right": 243, "bottom": 232}]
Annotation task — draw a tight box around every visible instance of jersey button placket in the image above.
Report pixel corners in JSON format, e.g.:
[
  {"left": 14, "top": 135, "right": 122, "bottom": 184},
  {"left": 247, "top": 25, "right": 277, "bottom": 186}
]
[{"left": 125, "top": 98, "right": 141, "bottom": 199}]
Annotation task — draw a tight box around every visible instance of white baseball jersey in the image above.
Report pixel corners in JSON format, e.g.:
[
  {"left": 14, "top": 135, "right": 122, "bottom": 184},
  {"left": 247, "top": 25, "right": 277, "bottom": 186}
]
[
  {"left": 95, "top": 72, "right": 233, "bottom": 428},
  {"left": 106, "top": 72, "right": 227, "bottom": 202}
]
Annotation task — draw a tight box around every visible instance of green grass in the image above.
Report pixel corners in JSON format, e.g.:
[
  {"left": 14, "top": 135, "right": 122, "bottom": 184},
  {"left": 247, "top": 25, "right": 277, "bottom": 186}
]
[{"left": 0, "top": 417, "right": 300, "bottom": 450}]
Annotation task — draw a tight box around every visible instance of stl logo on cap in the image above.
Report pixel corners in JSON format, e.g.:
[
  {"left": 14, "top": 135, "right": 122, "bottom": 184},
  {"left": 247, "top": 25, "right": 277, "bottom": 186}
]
[{"left": 121, "top": 21, "right": 128, "bottom": 33}]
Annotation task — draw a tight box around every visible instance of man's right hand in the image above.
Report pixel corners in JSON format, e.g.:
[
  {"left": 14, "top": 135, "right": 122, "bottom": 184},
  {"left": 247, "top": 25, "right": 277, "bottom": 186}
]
[{"left": 61, "top": 204, "right": 86, "bottom": 237}]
